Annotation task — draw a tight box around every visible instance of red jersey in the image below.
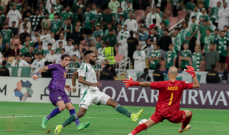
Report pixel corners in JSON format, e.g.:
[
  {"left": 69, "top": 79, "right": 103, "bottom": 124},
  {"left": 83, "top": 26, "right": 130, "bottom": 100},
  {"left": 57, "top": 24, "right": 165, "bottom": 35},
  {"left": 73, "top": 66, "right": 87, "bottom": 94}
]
[{"left": 150, "top": 80, "right": 193, "bottom": 117}]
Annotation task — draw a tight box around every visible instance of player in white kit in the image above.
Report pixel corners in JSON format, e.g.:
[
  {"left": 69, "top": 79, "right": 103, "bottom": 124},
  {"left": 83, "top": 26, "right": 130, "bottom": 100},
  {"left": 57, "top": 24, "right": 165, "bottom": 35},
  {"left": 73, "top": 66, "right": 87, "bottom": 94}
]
[{"left": 54, "top": 50, "right": 143, "bottom": 134}]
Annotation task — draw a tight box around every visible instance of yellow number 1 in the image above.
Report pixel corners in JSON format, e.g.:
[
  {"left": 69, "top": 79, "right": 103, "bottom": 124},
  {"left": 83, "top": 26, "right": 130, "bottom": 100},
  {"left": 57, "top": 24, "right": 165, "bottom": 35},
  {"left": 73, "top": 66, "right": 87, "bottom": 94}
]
[{"left": 168, "top": 93, "right": 174, "bottom": 105}]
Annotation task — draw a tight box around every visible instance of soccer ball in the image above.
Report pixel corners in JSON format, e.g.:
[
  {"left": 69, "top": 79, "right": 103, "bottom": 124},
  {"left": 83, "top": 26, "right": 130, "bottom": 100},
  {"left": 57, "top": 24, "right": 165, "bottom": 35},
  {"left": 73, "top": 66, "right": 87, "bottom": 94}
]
[{"left": 138, "top": 119, "right": 148, "bottom": 130}]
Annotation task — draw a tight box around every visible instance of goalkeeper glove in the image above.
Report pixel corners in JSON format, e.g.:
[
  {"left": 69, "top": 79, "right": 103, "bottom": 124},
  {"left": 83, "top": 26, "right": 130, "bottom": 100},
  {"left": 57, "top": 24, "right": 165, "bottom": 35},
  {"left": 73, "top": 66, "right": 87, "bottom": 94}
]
[
  {"left": 184, "top": 65, "right": 196, "bottom": 78},
  {"left": 123, "top": 77, "right": 140, "bottom": 88}
]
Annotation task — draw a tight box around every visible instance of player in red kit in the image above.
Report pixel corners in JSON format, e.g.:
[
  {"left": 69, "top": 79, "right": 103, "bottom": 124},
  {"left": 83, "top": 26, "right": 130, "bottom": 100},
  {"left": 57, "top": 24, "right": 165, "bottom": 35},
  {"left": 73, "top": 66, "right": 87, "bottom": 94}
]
[{"left": 124, "top": 66, "right": 200, "bottom": 135}]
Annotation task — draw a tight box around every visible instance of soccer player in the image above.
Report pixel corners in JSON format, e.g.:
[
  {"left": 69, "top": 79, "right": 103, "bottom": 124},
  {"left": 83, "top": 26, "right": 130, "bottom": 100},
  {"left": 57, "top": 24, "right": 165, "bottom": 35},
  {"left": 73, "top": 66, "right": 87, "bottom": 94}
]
[
  {"left": 54, "top": 50, "right": 143, "bottom": 134},
  {"left": 124, "top": 65, "right": 200, "bottom": 135},
  {"left": 32, "top": 54, "right": 90, "bottom": 131}
]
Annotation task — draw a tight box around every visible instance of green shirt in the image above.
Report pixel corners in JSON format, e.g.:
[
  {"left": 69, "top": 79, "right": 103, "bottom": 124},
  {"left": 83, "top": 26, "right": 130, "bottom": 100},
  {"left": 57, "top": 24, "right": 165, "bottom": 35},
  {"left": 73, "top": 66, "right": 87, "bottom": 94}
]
[
  {"left": 185, "top": 2, "right": 195, "bottom": 10},
  {"left": 0, "top": 29, "right": 12, "bottom": 44},
  {"left": 156, "top": 28, "right": 164, "bottom": 41},
  {"left": 181, "top": 28, "right": 190, "bottom": 45},
  {"left": 0, "top": 14, "right": 6, "bottom": 27},
  {"left": 51, "top": 19, "right": 62, "bottom": 33},
  {"left": 199, "top": 14, "right": 210, "bottom": 24},
  {"left": 199, "top": 24, "right": 213, "bottom": 43},
  {"left": 210, "top": 7, "right": 220, "bottom": 23},
  {"left": 96, "top": 41, "right": 103, "bottom": 50},
  {"left": 20, "top": 46, "right": 29, "bottom": 55},
  {"left": 123, "top": 8, "right": 134, "bottom": 19},
  {"left": 204, "top": 34, "right": 214, "bottom": 53},
  {"left": 10, "top": 3, "right": 22, "bottom": 10},
  {"left": 214, "top": 37, "right": 229, "bottom": 56},
  {"left": 180, "top": 50, "right": 192, "bottom": 68},
  {"left": 205, "top": 50, "right": 219, "bottom": 70},
  {"left": 61, "top": 11, "right": 73, "bottom": 21},
  {"left": 23, "top": 41, "right": 34, "bottom": 47},
  {"left": 171, "top": 0, "right": 182, "bottom": 8},
  {"left": 192, "top": 52, "right": 203, "bottom": 71},
  {"left": 55, "top": 48, "right": 62, "bottom": 54},
  {"left": 174, "top": 33, "right": 182, "bottom": 51},
  {"left": 44, "top": 50, "right": 51, "bottom": 55},
  {"left": 71, "top": 4, "right": 84, "bottom": 15},
  {"left": 94, "top": 13, "right": 103, "bottom": 25},
  {"left": 189, "top": 23, "right": 198, "bottom": 38},
  {"left": 202, "top": 0, "right": 210, "bottom": 8},
  {"left": 113, "top": 13, "right": 122, "bottom": 23},
  {"left": 104, "top": 34, "right": 117, "bottom": 47},
  {"left": 149, "top": 50, "right": 160, "bottom": 69},
  {"left": 52, "top": 4, "right": 63, "bottom": 16},
  {"left": 84, "top": 11, "right": 95, "bottom": 29},
  {"left": 69, "top": 61, "right": 80, "bottom": 72},
  {"left": 165, "top": 50, "right": 177, "bottom": 68},
  {"left": 33, "top": 48, "right": 45, "bottom": 54},
  {"left": 163, "top": 19, "right": 170, "bottom": 27},
  {"left": 93, "top": 30, "right": 104, "bottom": 38}
]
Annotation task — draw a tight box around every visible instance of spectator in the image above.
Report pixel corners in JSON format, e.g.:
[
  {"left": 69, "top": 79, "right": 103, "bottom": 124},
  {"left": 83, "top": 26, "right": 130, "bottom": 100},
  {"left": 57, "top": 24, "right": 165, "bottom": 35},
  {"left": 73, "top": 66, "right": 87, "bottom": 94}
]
[
  {"left": 44, "top": 43, "right": 53, "bottom": 56},
  {"left": 153, "top": 63, "right": 164, "bottom": 82},
  {"left": 45, "top": 48, "right": 57, "bottom": 63},
  {"left": 162, "top": 13, "right": 170, "bottom": 29},
  {"left": 204, "top": 44, "right": 219, "bottom": 71},
  {"left": 165, "top": 44, "right": 177, "bottom": 71},
  {"left": 41, "top": 30, "right": 55, "bottom": 50},
  {"left": 149, "top": 44, "right": 160, "bottom": 70},
  {"left": 23, "top": 35, "right": 34, "bottom": 47},
  {"left": 171, "top": 0, "right": 183, "bottom": 17},
  {"left": 7, "top": 4, "right": 21, "bottom": 29},
  {"left": 73, "top": 7, "right": 84, "bottom": 27},
  {"left": 10, "top": 44, "right": 20, "bottom": 57},
  {"left": 31, "top": 53, "right": 46, "bottom": 76},
  {"left": 79, "top": 43, "right": 86, "bottom": 60},
  {"left": 137, "top": 68, "right": 151, "bottom": 82},
  {"left": 206, "top": 64, "right": 220, "bottom": 83},
  {"left": 188, "top": 5, "right": 202, "bottom": 27},
  {"left": 209, "top": 0, "right": 223, "bottom": 8},
  {"left": 0, "top": 60, "right": 10, "bottom": 76},
  {"left": 0, "top": 9, "right": 5, "bottom": 31},
  {"left": 71, "top": 0, "right": 84, "bottom": 15},
  {"left": 61, "top": 19, "right": 73, "bottom": 41},
  {"left": 138, "top": 25, "right": 149, "bottom": 47},
  {"left": 1, "top": 23, "right": 14, "bottom": 49},
  {"left": 1, "top": 55, "right": 11, "bottom": 67},
  {"left": 173, "top": 28, "right": 182, "bottom": 55},
  {"left": 93, "top": 24, "right": 104, "bottom": 39},
  {"left": 11, "top": 54, "right": 29, "bottom": 67},
  {"left": 34, "top": 43, "right": 45, "bottom": 55},
  {"left": 147, "top": 28, "right": 158, "bottom": 57},
  {"left": 55, "top": 34, "right": 67, "bottom": 49},
  {"left": 104, "top": 23, "right": 113, "bottom": 36},
  {"left": 124, "top": 14, "right": 138, "bottom": 33},
  {"left": 65, "top": 41, "right": 74, "bottom": 54},
  {"left": 158, "top": 29, "right": 172, "bottom": 60},
  {"left": 185, "top": 0, "right": 195, "bottom": 14},
  {"left": 19, "top": 41, "right": 29, "bottom": 56},
  {"left": 192, "top": 46, "right": 203, "bottom": 71},
  {"left": 41, "top": 61, "right": 52, "bottom": 78},
  {"left": 189, "top": 16, "right": 198, "bottom": 53},
  {"left": 41, "top": 13, "right": 51, "bottom": 34},
  {"left": 218, "top": 2, "right": 229, "bottom": 31},
  {"left": 100, "top": 64, "right": 114, "bottom": 80},
  {"left": 209, "top": 1, "right": 221, "bottom": 27},
  {"left": 55, "top": 41, "right": 63, "bottom": 55},
  {"left": 102, "top": 7, "right": 113, "bottom": 31},
  {"left": 155, "top": 0, "right": 167, "bottom": 12},
  {"left": 68, "top": 55, "right": 81, "bottom": 73},
  {"left": 148, "top": 19, "right": 157, "bottom": 33},
  {"left": 123, "top": 2, "right": 134, "bottom": 20},
  {"left": 30, "top": 10, "right": 42, "bottom": 32},
  {"left": 180, "top": 43, "right": 192, "bottom": 71},
  {"left": 127, "top": 31, "right": 138, "bottom": 66},
  {"left": 155, "top": 7, "right": 163, "bottom": 20},
  {"left": 104, "top": 29, "right": 117, "bottom": 54},
  {"left": 180, "top": 22, "right": 190, "bottom": 46},
  {"left": 113, "top": 7, "right": 122, "bottom": 25},
  {"left": 19, "top": 18, "right": 31, "bottom": 33},
  {"left": 199, "top": 20, "right": 213, "bottom": 50},
  {"left": 70, "top": 25, "right": 84, "bottom": 45},
  {"left": 203, "top": 29, "right": 214, "bottom": 54},
  {"left": 109, "top": 0, "right": 120, "bottom": 13},
  {"left": 214, "top": 30, "right": 229, "bottom": 72},
  {"left": 23, "top": 46, "right": 35, "bottom": 64},
  {"left": 145, "top": 8, "right": 161, "bottom": 28},
  {"left": 1, "top": 0, "right": 8, "bottom": 14},
  {"left": 199, "top": 8, "right": 210, "bottom": 25},
  {"left": 221, "top": 69, "right": 229, "bottom": 84},
  {"left": 103, "top": 41, "right": 116, "bottom": 66},
  {"left": 34, "top": 35, "right": 43, "bottom": 48},
  {"left": 51, "top": 13, "right": 62, "bottom": 40},
  {"left": 56, "top": 48, "right": 65, "bottom": 64},
  {"left": 60, "top": 5, "right": 73, "bottom": 21},
  {"left": 95, "top": 35, "right": 103, "bottom": 51},
  {"left": 96, "top": 41, "right": 105, "bottom": 61},
  {"left": 20, "top": 26, "right": 30, "bottom": 44},
  {"left": 2, "top": 43, "right": 11, "bottom": 57},
  {"left": 117, "top": 25, "right": 129, "bottom": 56},
  {"left": 69, "top": 44, "right": 81, "bottom": 59},
  {"left": 133, "top": 44, "right": 146, "bottom": 70},
  {"left": 9, "top": 21, "right": 17, "bottom": 38},
  {"left": 83, "top": 6, "right": 94, "bottom": 34},
  {"left": 212, "top": 28, "right": 220, "bottom": 39}
]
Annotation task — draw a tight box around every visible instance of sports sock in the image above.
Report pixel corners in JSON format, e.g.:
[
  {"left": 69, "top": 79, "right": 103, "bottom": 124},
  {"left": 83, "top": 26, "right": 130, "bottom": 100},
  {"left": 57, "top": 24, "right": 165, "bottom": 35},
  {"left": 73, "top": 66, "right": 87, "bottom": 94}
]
[
  {"left": 130, "top": 123, "right": 147, "bottom": 135},
  {"left": 62, "top": 113, "right": 78, "bottom": 128},
  {"left": 181, "top": 112, "right": 193, "bottom": 129},
  {"left": 69, "top": 109, "right": 80, "bottom": 125},
  {"left": 46, "top": 108, "right": 61, "bottom": 120},
  {"left": 115, "top": 104, "right": 132, "bottom": 118}
]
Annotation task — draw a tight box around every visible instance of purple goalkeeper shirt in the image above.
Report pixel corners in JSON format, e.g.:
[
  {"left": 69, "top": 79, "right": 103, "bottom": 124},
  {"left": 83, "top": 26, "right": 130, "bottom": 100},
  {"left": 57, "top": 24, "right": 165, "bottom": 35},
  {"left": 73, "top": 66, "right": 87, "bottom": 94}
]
[{"left": 47, "top": 64, "right": 67, "bottom": 91}]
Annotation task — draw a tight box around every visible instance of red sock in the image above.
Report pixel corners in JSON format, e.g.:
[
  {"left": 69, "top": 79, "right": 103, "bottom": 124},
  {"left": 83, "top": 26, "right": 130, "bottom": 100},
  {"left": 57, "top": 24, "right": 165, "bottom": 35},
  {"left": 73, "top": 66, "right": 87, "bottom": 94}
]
[
  {"left": 181, "top": 112, "right": 192, "bottom": 129},
  {"left": 131, "top": 123, "right": 147, "bottom": 135}
]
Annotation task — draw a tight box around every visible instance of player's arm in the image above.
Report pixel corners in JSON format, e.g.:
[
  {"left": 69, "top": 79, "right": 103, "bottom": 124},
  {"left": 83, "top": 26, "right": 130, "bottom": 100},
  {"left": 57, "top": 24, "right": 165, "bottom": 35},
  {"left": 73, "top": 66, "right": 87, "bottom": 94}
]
[
  {"left": 184, "top": 65, "right": 200, "bottom": 89},
  {"left": 72, "top": 71, "right": 78, "bottom": 93},
  {"left": 192, "top": 76, "right": 199, "bottom": 88},
  {"left": 32, "top": 66, "right": 49, "bottom": 81},
  {"left": 78, "top": 76, "right": 101, "bottom": 87}
]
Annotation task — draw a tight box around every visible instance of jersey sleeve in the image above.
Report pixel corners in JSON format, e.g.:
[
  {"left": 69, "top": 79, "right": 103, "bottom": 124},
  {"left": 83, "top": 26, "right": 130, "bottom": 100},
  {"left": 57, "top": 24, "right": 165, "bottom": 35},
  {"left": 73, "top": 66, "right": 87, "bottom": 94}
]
[
  {"left": 77, "top": 63, "right": 87, "bottom": 77},
  {"left": 182, "top": 81, "right": 193, "bottom": 89},
  {"left": 150, "top": 81, "right": 165, "bottom": 90},
  {"left": 47, "top": 64, "right": 58, "bottom": 70}
]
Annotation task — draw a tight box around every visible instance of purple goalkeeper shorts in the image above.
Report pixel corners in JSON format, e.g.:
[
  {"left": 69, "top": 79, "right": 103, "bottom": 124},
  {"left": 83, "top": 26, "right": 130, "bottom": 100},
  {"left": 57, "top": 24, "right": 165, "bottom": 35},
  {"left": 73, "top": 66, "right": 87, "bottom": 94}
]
[{"left": 48, "top": 88, "right": 71, "bottom": 106}]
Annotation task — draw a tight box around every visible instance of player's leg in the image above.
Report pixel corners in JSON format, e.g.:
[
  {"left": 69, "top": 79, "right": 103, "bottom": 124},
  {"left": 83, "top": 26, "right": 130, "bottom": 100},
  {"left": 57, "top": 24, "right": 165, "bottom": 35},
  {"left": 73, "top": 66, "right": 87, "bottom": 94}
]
[
  {"left": 42, "top": 100, "right": 66, "bottom": 128},
  {"left": 128, "top": 118, "right": 158, "bottom": 135},
  {"left": 100, "top": 93, "right": 143, "bottom": 122},
  {"left": 65, "top": 102, "right": 80, "bottom": 126},
  {"left": 179, "top": 110, "right": 192, "bottom": 133}
]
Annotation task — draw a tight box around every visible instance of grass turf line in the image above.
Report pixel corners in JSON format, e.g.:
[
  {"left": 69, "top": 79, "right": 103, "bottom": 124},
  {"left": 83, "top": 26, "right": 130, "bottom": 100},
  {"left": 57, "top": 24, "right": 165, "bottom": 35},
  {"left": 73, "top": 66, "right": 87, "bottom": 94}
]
[{"left": 0, "top": 102, "right": 228, "bottom": 135}]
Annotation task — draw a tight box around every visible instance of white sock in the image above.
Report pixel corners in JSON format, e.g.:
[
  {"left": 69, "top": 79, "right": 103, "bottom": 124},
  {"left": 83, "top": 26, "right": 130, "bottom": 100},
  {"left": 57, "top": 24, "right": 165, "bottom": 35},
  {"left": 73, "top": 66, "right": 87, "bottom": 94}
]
[
  {"left": 180, "top": 128, "right": 184, "bottom": 131},
  {"left": 128, "top": 133, "right": 133, "bottom": 135}
]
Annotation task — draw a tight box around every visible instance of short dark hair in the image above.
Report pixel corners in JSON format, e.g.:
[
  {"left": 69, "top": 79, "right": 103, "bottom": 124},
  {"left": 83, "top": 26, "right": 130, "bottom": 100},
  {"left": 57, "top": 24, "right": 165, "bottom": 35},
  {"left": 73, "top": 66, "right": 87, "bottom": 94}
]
[
  {"left": 84, "top": 50, "right": 94, "bottom": 56},
  {"left": 59, "top": 41, "right": 63, "bottom": 44},
  {"left": 156, "top": 63, "right": 161, "bottom": 69},
  {"left": 14, "top": 44, "right": 18, "bottom": 46},
  {"left": 12, "top": 21, "right": 16, "bottom": 23},
  {"left": 215, "top": 28, "right": 219, "bottom": 31},
  {"left": 54, "top": 13, "right": 59, "bottom": 16},
  {"left": 37, "top": 52, "right": 43, "bottom": 56},
  {"left": 164, "top": 29, "right": 169, "bottom": 33},
  {"left": 104, "top": 41, "right": 110, "bottom": 46},
  {"left": 61, "top": 48, "right": 65, "bottom": 51},
  {"left": 48, "top": 43, "right": 52, "bottom": 46},
  {"left": 97, "top": 35, "right": 101, "bottom": 38},
  {"left": 203, "top": 20, "right": 207, "bottom": 23},
  {"left": 61, "top": 54, "right": 70, "bottom": 60},
  {"left": 191, "top": 16, "right": 196, "bottom": 19},
  {"left": 144, "top": 68, "right": 148, "bottom": 73},
  {"left": 175, "top": 28, "right": 180, "bottom": 31},
  {"left": 211, "top": 64, "right": 216, "bottom": 70},
  {"left": 2, "top": 60, "right": 7, "bottom": 66},
  {"left": 16, "top": 54, "right": 20, "bottom": 57}
]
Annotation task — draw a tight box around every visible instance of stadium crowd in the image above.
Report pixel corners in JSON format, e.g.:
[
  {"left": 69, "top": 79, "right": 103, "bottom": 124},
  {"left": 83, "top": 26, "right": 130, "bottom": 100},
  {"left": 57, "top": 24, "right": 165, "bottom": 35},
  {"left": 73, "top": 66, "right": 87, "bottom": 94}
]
[{"left": 0, "top": 0, "right": 229, "bottom": 82}]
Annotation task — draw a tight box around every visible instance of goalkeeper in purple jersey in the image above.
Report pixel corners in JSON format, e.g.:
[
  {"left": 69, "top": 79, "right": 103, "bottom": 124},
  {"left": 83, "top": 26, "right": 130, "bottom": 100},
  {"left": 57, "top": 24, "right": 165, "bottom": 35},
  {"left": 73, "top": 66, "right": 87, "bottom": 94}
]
[{"left": 32, "top": 54, "right": 90, "bottom": 131}]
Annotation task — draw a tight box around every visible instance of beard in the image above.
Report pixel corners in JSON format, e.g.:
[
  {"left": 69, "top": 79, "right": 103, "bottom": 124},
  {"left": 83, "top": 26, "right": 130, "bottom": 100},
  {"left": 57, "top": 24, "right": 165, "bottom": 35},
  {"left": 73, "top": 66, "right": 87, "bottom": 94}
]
[{"left": 89, "top": 60, "right": 95, "bottom": 65}]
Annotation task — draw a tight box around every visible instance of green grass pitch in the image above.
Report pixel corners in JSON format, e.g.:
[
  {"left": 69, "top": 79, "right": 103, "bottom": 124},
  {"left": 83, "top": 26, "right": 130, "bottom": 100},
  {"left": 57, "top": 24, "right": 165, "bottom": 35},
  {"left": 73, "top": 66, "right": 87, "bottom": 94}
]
[{"left": 0, "top": 102, "right": 228, "bottom": 135}]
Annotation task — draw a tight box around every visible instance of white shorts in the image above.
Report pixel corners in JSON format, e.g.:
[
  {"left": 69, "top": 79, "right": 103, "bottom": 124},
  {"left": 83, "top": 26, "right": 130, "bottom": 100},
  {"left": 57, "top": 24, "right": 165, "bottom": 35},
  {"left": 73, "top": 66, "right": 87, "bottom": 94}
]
[{"left": 79, "top": 90, "right": 111, "bottom": 109}]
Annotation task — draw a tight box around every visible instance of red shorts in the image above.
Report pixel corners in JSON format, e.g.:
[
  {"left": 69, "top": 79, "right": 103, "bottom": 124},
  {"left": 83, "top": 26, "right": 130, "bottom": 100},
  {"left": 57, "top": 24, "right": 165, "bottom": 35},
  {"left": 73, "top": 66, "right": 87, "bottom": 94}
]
[{"left": 150, "top": 111, "right": 186, "bottom": 123}]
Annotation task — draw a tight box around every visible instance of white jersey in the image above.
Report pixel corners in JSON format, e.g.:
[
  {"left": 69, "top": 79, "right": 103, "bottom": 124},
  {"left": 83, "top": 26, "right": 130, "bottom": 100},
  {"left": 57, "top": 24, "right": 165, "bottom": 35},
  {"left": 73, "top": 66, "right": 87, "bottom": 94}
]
[{"left": 77, "top": 63, "right": 99, "bottom": 94}]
